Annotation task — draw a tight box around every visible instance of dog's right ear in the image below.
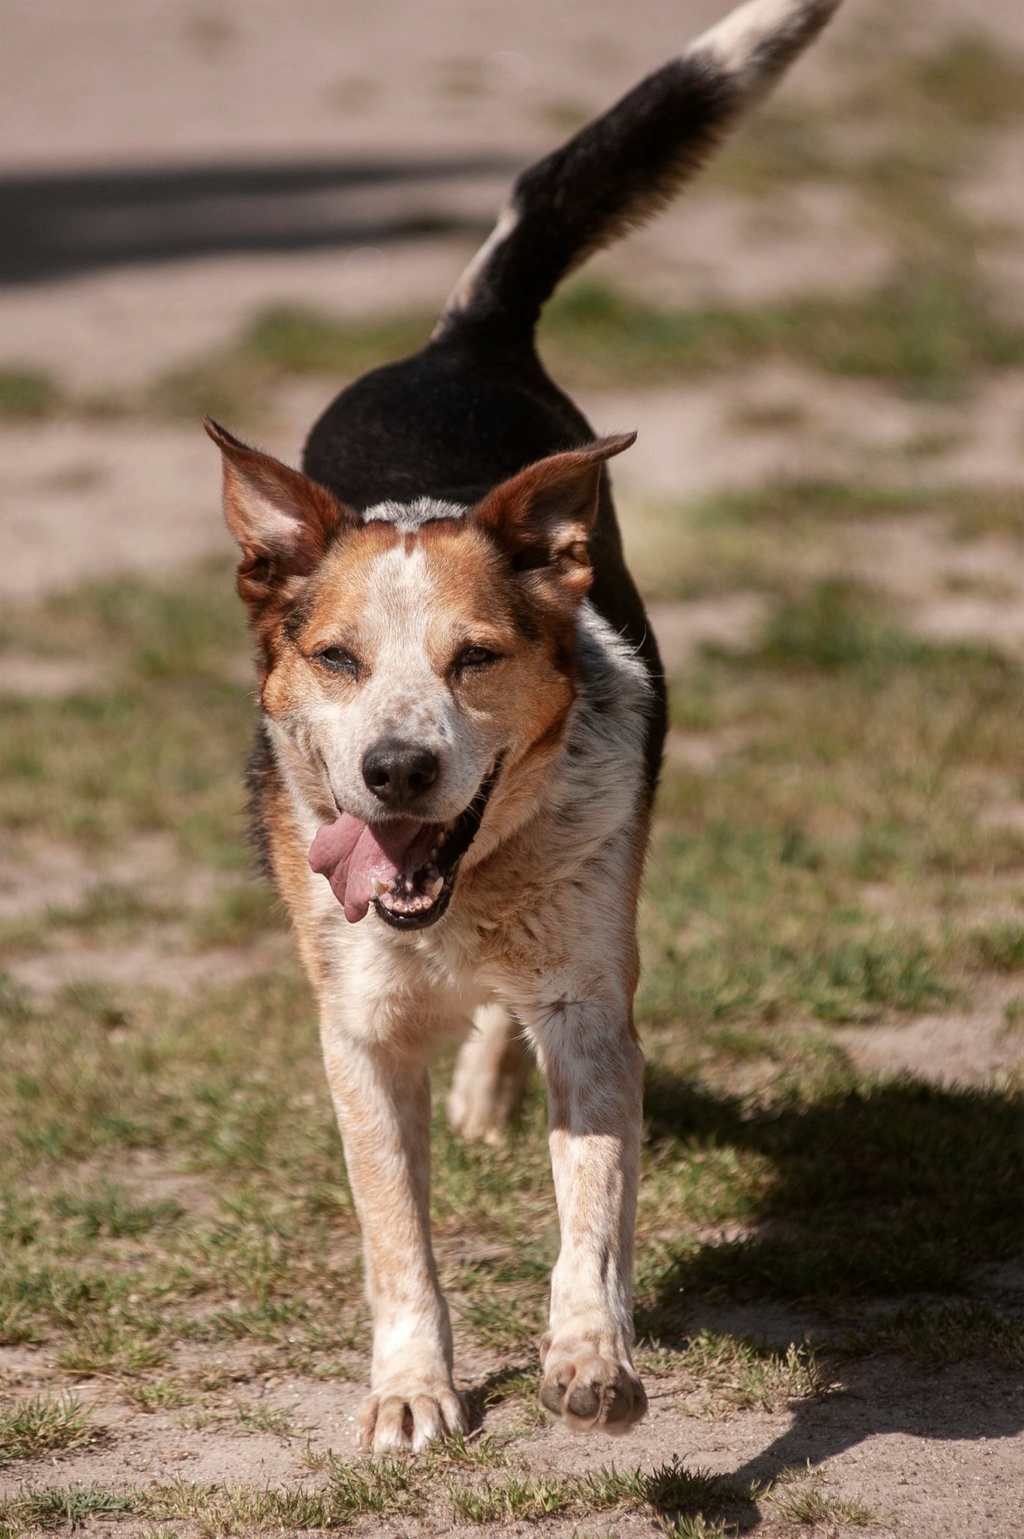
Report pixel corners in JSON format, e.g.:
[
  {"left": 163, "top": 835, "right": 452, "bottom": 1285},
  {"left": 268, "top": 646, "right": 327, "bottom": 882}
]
[
  {"left": 472, "top": 433, "right": 636, "bottom": 614},
  {"left": 204, "top": 418, "right": 354, "bottom": 605}
]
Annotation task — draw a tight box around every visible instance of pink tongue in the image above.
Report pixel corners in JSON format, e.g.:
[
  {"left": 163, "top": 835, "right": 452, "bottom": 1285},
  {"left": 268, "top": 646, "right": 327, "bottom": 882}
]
[{"left": 308, "top": 813, "right": 438, "bottom": 923}]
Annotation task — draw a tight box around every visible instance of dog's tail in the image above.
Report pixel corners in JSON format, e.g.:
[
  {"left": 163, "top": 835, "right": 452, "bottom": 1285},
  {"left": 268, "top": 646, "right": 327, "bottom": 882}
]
[{"left": 433, "top": 0, "right": 842, "bottom": 347}]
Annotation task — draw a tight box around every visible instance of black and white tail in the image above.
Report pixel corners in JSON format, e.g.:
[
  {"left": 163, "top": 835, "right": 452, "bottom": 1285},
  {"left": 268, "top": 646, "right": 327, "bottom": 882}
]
[{"left": 434, "top": 0, "right": 842, "bottom": 344}]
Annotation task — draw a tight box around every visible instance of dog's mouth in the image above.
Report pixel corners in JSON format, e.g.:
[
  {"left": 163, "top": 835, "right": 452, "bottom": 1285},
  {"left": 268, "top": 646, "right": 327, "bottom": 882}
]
[{"left": 308, "top": 762, "right": 501, "bottom": 932}]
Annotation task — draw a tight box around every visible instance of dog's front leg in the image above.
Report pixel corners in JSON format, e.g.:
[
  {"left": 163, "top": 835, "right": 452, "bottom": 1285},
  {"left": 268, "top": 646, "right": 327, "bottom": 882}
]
[
  {"left": 521, "top": 989, "right": 647, "bottom": 1433},
  {"left": 319, "top": 1017, "right": 466, "bottom": 1454}
]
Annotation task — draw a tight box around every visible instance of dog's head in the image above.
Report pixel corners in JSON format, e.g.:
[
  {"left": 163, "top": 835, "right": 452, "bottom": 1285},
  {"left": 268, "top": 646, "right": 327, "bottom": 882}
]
[{"left": 207, "top": 419, "right": 633, "bottom": 930}]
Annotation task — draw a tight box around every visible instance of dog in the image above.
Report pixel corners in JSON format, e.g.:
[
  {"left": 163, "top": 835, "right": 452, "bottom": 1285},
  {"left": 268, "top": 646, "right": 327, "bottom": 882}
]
[{"left": 205, "top": 0, "right": 842, "bottom": 1454}]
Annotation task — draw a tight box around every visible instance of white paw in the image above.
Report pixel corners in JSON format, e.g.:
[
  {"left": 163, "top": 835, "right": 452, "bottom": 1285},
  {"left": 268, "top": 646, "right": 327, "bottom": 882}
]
[
  {"left": 358, "top": 1381, "right": 467, "bottom": 1453},
  {"left": 539, "top": 1341, "right": 647, "bottom": 1433}
]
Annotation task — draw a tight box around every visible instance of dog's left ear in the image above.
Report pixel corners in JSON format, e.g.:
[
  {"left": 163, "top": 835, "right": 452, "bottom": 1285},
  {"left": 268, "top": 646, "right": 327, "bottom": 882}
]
[
  {"left": 204, "top": 417, "right": 355, "bottom": 605},
  {"left": 473, "top": 433, "right": 636, "bottom": 610}
]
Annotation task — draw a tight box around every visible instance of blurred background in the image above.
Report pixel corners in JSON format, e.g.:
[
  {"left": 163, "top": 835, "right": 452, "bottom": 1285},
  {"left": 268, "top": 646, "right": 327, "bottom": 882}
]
[{"left": 1, "top": 0, "right": 1023, "bottom": 1526}]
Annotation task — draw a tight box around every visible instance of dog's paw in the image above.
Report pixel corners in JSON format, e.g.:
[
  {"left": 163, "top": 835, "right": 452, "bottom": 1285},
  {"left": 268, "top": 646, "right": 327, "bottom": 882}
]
[
  {"left": 539, "top": 1343, "right": 647, "bottom": 1434},
  {"left": 358, "top": 1382, "right": 467, "bottom": 1454}
]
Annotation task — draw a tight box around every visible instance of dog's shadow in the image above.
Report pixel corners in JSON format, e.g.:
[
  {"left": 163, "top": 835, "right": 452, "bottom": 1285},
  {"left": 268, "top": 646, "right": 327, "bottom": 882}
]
[
  {"left": 633, "top": 1065, "right": 1024, "bottom": 1527},
  {"left": 464, "top": 1065, "right": 1023, "bottom": 1530}
]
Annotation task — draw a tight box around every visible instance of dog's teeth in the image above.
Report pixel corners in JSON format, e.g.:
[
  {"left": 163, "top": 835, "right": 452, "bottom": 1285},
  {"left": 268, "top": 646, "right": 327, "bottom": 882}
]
[
  {"left": 426, "top": 875, "right": 444, "bottom": 899},
  {"left": 437, "top": 831, "right": 447, "bottom": 846},
  {"left": 381, "top": 893, "right": 395, "bottom": 910},
  {"left": 429, "top": 846, "right": 438, "bottom": 860},
  {"left": 370, "top": 876, "right": 387, "bottom": 897}
]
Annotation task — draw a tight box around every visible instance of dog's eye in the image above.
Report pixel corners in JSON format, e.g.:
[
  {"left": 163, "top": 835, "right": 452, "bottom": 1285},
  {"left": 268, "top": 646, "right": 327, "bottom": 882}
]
[
  {"left": 316, "top": 647, "right": 359, "bottom": 677},
  {"left": 455, "top": 646, "right": 500, "bottom": 672}
]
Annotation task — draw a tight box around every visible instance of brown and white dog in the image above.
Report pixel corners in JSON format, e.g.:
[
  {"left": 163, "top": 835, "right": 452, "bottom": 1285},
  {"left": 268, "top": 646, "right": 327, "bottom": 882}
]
[{"left": 206, "top": 0, "right": 842, "bottom": 1454}]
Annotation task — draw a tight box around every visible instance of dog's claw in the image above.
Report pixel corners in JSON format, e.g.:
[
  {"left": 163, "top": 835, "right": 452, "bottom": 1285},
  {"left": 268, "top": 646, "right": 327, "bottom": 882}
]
[{"left": 359, "top": 1383, "right": 467, "bottom": 1454}]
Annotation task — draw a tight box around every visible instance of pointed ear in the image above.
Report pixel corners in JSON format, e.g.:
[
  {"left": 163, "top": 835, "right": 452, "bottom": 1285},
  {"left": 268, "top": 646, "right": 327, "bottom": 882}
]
[
  {"left": 204, "top": 417, "right": 353, "bottom": 602},
  {"left": 472, "top": 433, "right": 636, "bottom": 610}
]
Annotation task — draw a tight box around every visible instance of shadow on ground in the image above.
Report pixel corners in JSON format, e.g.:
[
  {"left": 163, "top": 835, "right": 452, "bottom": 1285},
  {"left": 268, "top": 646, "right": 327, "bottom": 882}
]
[
  {"left": 641, "top": 1068, "right": 1024, "bottom": 1309},
  {"left": 625, "top": 1066, "right": 1024, "bottom": 1525},
  {"left": 0, "top": 155, "right": 519, "bottom": 284}
]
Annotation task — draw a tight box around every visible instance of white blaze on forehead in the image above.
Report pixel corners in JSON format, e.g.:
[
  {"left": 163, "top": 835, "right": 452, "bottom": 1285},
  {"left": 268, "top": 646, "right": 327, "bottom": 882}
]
[
  {"left": 356, "top": 539, "right": 456, "bottom": 738},
  {"left": 362, "top": 497, "right": 466, "bottom": 532},
  {"left": 363, "top": 539, "right": 435, "bottom": 655}
]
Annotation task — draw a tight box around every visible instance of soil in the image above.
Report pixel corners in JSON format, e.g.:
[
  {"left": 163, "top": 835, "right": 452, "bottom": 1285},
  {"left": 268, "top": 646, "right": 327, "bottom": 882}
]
[{"left": 2, "top": 0, "right": 1023, "bottom": 1531}]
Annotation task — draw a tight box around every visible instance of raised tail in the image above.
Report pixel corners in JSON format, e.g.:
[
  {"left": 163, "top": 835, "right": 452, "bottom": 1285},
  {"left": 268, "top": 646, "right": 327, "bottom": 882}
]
[{"left": 433, "top": 0, "right": 842, "bottom": 345}]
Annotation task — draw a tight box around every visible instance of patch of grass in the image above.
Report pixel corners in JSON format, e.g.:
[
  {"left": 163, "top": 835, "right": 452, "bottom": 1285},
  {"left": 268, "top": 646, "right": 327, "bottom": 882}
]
[
  {"left": 690, "top": 478, "right": 1024, "bottom": 540},
  {"left": 0, "top": 1483, "right": 133, "bottom": 1530},
  {"left": 950, "top": 486, "right": 1024, "bottom": 540},
  {"left": 124, "top": 1377, "right": 195, "bottom": 1412},
  {"left": 1002, "top": 997, "right": 1024, "bottom": 1033},
  {"left": 0, "top": 564, "right": 253, "bottom": 858},
  {"left": 538, "top": 266, "right": 1024, "bottom": 399},
  {"left": 149, "top": 305, "right": 434, "bottom": 429},
  {"left": 191, "top": 880, "right": 282, "bottom": 948},
  {"left": 51, "top": 1185, "right": 184, "bottom": 1238},
  {"left": 146, "top": 1465, "right": 420, "bottom": 1529},
  {"left": 774, "top": 1483, "right": 879, "bottom": 1526},
  {"left": 0, "top": 367, "right": 61, "bottom": 420},
  {"left": 841, "top": 1299, "right": 1024, "bottom": 1370},
  {"left": 449, "top": 1472, "right": 571, "bottom": 1522},
  {"left": 0, "top": 1394, "right": 96, "bottom": 1465},
  {"left": 627, "top": 482, "right": 1024, "bottom": 606},
  {"left": 711, "top": 26, "right": 1024, "bottom": 196},
  {"left": 909, "top": 32, "right": 1024, "bottom": 129},
  {"left": 972, "top": 921, "right": 1024, "bottom": 973},
  {"left": 55, "top": 1321, "right": 169, "bottom": 1378},
  {"left": 659, "top": 1517, "right": 732, "bottom": 1539},
  {"left": 750, "top": 580, "right": 964, "bottom": 673},
  {"left": 236, "top": 1401, "right": 308, "bottom": 1439},
  {"left": 637, "top": 1331, "right": 828, "bottom": 1412},
  {"left": 447, "top": 1459, "right": 755, "bottom": 1524},
  {"left": 639, "top": 1073, "right": 1024, "bottom": 1313},
  {"left": 0, "top": 1462, "right": 423, "bottom": 1533}
]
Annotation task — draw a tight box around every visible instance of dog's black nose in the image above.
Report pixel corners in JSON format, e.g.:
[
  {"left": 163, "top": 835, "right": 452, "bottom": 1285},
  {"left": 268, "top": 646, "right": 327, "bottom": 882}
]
[{"left": 362, "top": 740, "right": 440, "bottom": 807}]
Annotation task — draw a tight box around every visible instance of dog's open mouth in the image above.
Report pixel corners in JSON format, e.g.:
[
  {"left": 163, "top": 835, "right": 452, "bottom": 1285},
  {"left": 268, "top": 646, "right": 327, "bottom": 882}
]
[{"left": 307, "top": 763, "right": 501, "bottom": 931}]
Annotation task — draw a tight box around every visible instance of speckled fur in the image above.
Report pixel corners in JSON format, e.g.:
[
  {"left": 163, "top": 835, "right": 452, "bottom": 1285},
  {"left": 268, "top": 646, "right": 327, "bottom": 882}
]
[{"left": 208, "top": 0, "right": 843, "bottom": 1454}]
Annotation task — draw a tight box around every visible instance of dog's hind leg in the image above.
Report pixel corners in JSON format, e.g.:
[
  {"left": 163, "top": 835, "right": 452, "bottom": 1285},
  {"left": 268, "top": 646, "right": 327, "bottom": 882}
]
[{"left": 447, "top": 1003, "right": 532, "bottom": 1144}]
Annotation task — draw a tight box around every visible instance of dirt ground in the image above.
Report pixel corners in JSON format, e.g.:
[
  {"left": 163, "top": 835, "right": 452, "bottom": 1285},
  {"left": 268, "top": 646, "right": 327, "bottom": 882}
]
[{"left": 2, "top": 1, "right": 1024, "bottom": 1534}]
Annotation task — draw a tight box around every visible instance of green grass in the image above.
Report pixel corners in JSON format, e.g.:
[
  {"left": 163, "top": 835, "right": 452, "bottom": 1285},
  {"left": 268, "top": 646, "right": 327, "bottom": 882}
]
[
  {"left": 148, "top": 306, "right": 435, "bottom": 427},
  {"left": 0, "top": 561, "right": 255, "bottom": 860},
  {"left": 688, "top": 479, "right": 1024, "bottom": 536},
  {"left": 773, "top": 1483, "right": 879, "bottom": 1526},
  {"left": 0, "top": 367, "right": 61, "bottom": 421},
  {"left": 637, "top": 1331, "right": 827, "bottom": 1412},
  {"left": 0, "top": 1465, "right": 420, "bottom": 1532},
  {"left": 840, "top": 1299, "right": 1024, "bottom": 1370},
  {"left": 446, "top": 1459, "right": 757, "bottom": 1525},
  {"left": 0, "top": 1461, "right": 756, "bottom": 1534},
  {"left": 539, "top": 267, "right": 1024, "bottom": 399},
  {"left": 0, "top": 1393, "right": 96, "bottom": 1465},
  {"left": 639, "top": 1072, "right": 1024, "bottom": 1314}
]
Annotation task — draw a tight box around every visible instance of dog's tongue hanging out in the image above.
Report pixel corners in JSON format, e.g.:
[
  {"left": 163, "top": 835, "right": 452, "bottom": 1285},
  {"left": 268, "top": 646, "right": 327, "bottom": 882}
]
[{"left": 308, "top": 815, "right": 441, "bottom": 922}]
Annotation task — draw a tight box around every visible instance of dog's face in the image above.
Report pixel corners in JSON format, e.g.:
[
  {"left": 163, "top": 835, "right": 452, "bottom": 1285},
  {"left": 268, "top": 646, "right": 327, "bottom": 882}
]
[{"left": 207, "top": 420, "right": 633, "bottom": 927}]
